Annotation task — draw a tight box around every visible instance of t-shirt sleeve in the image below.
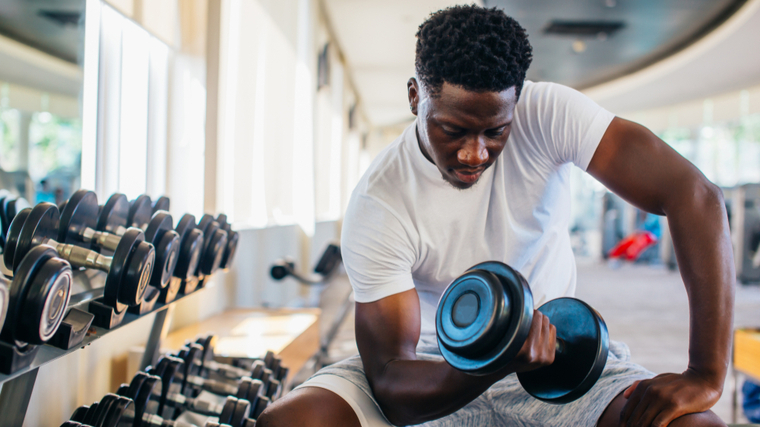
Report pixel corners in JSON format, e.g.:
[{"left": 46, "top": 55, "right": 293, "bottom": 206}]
[
  {"left": 340, "top": 194, "right": 416, "bottom": 303},
  {"left": 521, "top": 82, "right": 615, "bottom": 171}
]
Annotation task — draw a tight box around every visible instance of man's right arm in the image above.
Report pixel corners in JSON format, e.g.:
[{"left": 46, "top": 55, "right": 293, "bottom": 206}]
[{"left": 357, "top": 288, "right": 557, "bottom": 426}]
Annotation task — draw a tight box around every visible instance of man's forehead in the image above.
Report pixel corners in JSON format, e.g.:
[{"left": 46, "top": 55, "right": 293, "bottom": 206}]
[{"left": 428, "top": 82, "right": 517, "bottom": 125}]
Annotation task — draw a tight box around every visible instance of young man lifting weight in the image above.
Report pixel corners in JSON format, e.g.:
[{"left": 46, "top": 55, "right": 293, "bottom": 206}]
[{"left": 259, "top": 5, "right": 734, "bottom": 427}]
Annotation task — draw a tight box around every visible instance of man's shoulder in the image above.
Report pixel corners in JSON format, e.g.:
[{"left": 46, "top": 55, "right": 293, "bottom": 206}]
[{"left": 356, "top": 125, "right": 415, "bottom": 199}]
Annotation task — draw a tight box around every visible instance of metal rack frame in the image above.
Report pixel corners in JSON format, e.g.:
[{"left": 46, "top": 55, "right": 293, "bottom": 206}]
[{"left": 0, "top": 271, "right": 193, "bottom": 426}]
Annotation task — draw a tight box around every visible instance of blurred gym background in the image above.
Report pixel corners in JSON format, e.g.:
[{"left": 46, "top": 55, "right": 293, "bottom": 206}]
[{"left": 1, "top": 0, "right": 760, "bottom": 424}]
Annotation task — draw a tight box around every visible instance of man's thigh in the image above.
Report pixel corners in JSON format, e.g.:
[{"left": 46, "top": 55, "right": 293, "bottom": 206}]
[
  {"left": 597, "top": 392, "right": 726, "bottom": 427},
  {"left": 257, "top": 386, "right": 361, "bottom": 427}
]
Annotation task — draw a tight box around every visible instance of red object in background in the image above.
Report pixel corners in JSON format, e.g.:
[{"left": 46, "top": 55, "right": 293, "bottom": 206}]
[{"left": 608, "top": 231, "right": 658, "bottom": 261}]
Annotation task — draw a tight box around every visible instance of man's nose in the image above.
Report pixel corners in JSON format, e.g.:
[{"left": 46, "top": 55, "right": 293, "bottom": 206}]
[{"left": 457, "top": 137, "right": 488, "bottom": 166}]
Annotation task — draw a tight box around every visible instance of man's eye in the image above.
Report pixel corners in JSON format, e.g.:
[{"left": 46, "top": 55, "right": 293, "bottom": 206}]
[
  {"left": 442, "top": 128, "right": 464, "bottom": 137},
  {"left": 487, "top": 127, "right": 506, "bottom": 137}
]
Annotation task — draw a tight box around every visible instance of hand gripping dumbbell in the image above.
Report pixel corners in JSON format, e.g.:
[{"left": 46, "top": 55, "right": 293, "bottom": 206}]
[
  {"left": 435, "top": 261, "right": 609, "bottom": 403},
  {"left": 171, "top": 345, "right": 281, "bottom": 403},
  {"left": 193, "top": 336, "right": 288, "bottom": 386},
  {"left": 4, "top": 204, "right": 155, "bottom": 312},
  {"left": 60, "top": 191, "right": 179, "bottom": 291},
  {"left": 0, "top": 246, "right": 72, "bottom": 345},
  {"left": 146, "top": 357, "right": 270, "bottom": 423},
  {"left": 121, "top": 371, "right": 259, "bottom": 427},
  {"left": 211, "top": 215, "right": 238, "bottom": 271}
]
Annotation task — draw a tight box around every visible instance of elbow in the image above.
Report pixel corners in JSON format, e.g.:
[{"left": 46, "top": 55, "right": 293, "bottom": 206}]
[{"left": 372, "top": 380, "right": 426, "bottom": 426}]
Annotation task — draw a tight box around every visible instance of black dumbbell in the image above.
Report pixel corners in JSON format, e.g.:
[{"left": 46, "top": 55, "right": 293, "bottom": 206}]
[
  {"left": 170, "top": 345, "right": 279, "bottom": 402},
  {"left": 146, "top": 357, "right": 269, "bottom": 423},
  {"left": 194, "top": 336, "right": 288, "bottom": 385},
  {"left": 122, "top": 371, "right": 255, "bottom": 427},
  {"left": 435, "top": 261, "right": 609, "bottom": 404},
  {"left": 5, "top": 204, "right": 155, "bottom": 312},
  {"left": 213, "top": 215, "right": 238, "bottom": 271},
  {"left": 177, "top": 215, "right": 225, "bottom": 278},
  {"left": 152, "top": 196, "right": 170, "bottom": 214},
  {"left": 60, "top": 191, "right": 179, "bottom": 291},
  {"left": 0, "top": 194, "right": 30, "bottom": 249},
  {"left": 196, "top": 214, "right": 228, "bottom": 276},
  {"left": 0, "top": 246, "right": 72, "bottom": 345},
  {"left": 0, "top": 276, "right": 8, "bottom": 333},
  {"left": 172, "top": 216, "right": 204, "bottom": 281}
]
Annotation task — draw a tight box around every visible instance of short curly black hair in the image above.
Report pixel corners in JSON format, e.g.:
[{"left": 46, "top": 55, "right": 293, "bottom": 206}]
[{"left": 415, "top": 5, "right": 533, "bottom": 97}]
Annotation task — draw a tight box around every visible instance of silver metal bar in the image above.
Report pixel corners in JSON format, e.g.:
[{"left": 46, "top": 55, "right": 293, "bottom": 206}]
[
  {"left": 140, "top": 304, "right": 176, "bottom": 371},
  {"left": 0, "top": 367, "right": 39, "bottom": 426}
]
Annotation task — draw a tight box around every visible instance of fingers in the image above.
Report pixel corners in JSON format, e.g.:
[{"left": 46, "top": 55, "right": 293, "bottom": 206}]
[
  {"left": 620, "top": 379, "right": 650, "bottom": 426},
  {"left": 514, "top": 311, "right": 556, "bottom": 372},
  {"left": 623, "top": 381, "right": 640, "bottom": 399}
]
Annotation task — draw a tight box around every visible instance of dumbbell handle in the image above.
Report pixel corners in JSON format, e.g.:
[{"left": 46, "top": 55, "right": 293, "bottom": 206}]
[
  {"left": 186, "top": 375, "right": 238, "bottom": 396},
  {"left": 162, "top": 390, "right": 225, "bottom": 417},
  {"left": 82, "top": 228, "right": 122, "bottom": 252},
  {"left": 555, "top": 338, "right": 566, "bottom": 355},
  {"left": 46, "top": 239, "right": 113, "bottom": 271},
  {"left": 201, "top": 359, "right": 248, "bottom": 379}
]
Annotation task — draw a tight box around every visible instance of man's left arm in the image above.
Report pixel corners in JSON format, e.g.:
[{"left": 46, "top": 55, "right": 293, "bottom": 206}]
[{"left": 587, "top": 117, "right": 735, "bottom": 426}]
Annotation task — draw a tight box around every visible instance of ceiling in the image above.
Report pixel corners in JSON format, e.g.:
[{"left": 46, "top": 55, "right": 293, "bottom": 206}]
[
  {"left": 0, "top": 0, "right": 85, "bottom": 64},
  {"left": 323, "top": 0, "right": 748, "bottom": 127},
  {"left": 0, "top": 0, "right": 84, "bottom": 98}
]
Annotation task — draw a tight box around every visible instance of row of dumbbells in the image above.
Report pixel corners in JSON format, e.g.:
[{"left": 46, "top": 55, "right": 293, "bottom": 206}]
[
  {"left": 61, "top": 334, "right": 288, "bottom": 427},
  {"left": 0, "top": 190, "right": 239, "bottom": 371}
]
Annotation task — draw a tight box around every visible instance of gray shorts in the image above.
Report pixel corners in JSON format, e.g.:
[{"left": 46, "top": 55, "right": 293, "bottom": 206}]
[{"left": 296, "top": 341, "right": 654, "bottom": 427}]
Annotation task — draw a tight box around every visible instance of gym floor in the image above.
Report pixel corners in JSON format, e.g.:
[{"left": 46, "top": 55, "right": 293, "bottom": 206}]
[{"left": 317, "top": 259, "right": 760, "bottom": 424}]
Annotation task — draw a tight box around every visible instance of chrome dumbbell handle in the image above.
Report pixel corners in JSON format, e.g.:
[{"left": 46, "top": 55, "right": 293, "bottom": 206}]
[{"left": 46, "top": 239, "right": 113, "bottom": 271}]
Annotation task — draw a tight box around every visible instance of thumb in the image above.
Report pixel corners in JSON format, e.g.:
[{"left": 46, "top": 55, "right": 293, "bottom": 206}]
[{"left": 623, "top": 381, "right": 640, "bottom": 399}]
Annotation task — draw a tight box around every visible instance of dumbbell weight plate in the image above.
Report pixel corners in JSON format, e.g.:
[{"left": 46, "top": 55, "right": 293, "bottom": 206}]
[
  {"left": 59, "top": 190, "right": 100, "bottom": 250},
  {"left": 199, "top": 230, "right": 227, "bottom": 276},
  {"left": 516, "top": 297, "right": 609, "bottom": 404},
  {"left": 81, "top": 402, "right": 100, "bottom": 426},
  {"left": 152, "top": 196, "right": 170, "bottom": 214},
  {"left": 221, "top": 231, "right": 239, "bottom": 270},
  {"left": 97, "top": 194, "right": 130, "bottom": 235},
  {"left": 70, "top": 405, "right": 90, "bottom": 423},
  {"left": 435, "top": 261, "right": 533, "bottom": 375},
  {"left": 3, "top": 207, "right": 30, "bottom": 271},
  {"left": 219, "top": 397, "right": 238, "bottom": 425},
  {"left": 174, "top": 215, "right": 204, "bottom": 280},
  {"left": 60, "top": 422, "right": 83, "bottom": 427},
  {"left": 2, "top": 197, "right": 30, "bottom": 246},
  {"left": 2, "top": 246, "right": 71, "bottom": 345},
  {"left": 13, "top": 203, "right": 59, "bottom": 272},
  {"left": 216, "top": 214, "right": 228, "bottom": 231},
  {"left": 92, "top": 394, "right": 116, "bottom": 427},
  {"left": 104, "top": 229, "right": 153, "bottom": 309},
  {"left": 120, "top": 241, "right": 156, "bottom": 304},
  {"left": 0, "top": 279, "right": 7, "bottom": 334},
  {"left": 144, "top": 212, "right": 180, "bottom": 289},
  {"left": 102, "top": 395, "right": 134, "bottom": 427},
  {"left": 17, "top": 251, "right": 72, "bottom": 344},
  {"left": 128, "top": 195, "right": 153, "bottom": 230},
  {"left": 196, "top": 335, "right": 217, "bottom": 362},
  {"left": 231, "top": 398, "right": 252, "bottom": 427}
]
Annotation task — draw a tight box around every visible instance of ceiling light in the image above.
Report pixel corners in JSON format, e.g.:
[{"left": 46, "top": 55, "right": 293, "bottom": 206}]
[{"left": 572, "top": 40, "right": 586, "bottom": 53}]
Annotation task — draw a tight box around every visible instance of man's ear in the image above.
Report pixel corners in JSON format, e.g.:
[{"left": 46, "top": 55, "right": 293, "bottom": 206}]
[{"left": 407, "top": 77, "right": 420, "bottom": 116}]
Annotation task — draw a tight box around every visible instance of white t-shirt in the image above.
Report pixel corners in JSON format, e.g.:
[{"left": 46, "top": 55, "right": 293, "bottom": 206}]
[{"left": 341, "top": 81, "right": 615, "bottom": 347}]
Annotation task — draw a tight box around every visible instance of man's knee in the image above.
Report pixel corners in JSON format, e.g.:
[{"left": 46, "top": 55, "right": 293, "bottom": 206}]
[
  {"left": 667, "top": 410, "right": 726, "bottom": 427},
  {"left": 257, "top": 386, "right": 361, "bottom": 427}
]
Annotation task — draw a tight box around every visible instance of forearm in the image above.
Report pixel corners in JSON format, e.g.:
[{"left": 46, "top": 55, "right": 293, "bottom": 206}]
[
  {"left": 666, "top": 181, "right": 735, "bottom": 389},
  {"left": 370, "top": 357, "right": 509, "bottom": 425}
]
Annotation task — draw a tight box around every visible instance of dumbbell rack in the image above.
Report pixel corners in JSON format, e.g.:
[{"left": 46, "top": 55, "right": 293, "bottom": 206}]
[{"left": 0, "top": 269, "right": 200, "bottom": 426}]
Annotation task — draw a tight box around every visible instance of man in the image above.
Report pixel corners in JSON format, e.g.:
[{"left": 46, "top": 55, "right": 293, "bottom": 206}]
[{"left": 259, "top": 5, "right": 734, "bottom": 427}]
